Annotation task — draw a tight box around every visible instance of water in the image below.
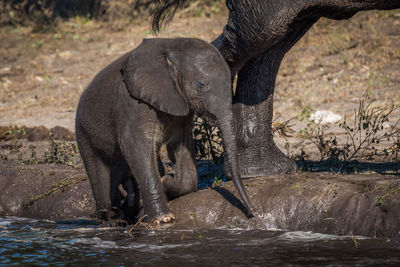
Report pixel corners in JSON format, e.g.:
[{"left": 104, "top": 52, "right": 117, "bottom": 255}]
[{"left": 1, "top": 217, "right": 400, "bottom": 266}]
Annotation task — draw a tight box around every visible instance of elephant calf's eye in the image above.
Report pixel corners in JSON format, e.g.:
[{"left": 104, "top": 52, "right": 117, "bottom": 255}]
[{"left": 196, "top": 81, "right": 209, "bottom": 92}]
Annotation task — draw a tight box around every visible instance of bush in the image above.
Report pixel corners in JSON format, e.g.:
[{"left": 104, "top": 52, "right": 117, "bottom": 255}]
[
  {"left": 1, "top": 0, "right": 96, "bottom": 26},
  {"left": 0, "top": 0, "right": 224, "bottom": 27},
  {"left": 193, "top": 115, "right": 223, "bottom": 164},
  {"left": 0, "top": 0, "right": 152, "bottom": 26},
  {"left": 296, "top": 98, "right": 400, "bottom": 172}
]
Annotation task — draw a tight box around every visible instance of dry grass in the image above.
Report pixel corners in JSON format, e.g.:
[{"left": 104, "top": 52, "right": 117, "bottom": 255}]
[{"left": 275, "top": 10, "right": 400, "bottom": 121}]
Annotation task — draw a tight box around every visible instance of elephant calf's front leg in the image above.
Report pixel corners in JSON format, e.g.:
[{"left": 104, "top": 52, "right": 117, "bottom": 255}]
[{"left": 120, "top": 134, "right": 174, "bottom": 224}]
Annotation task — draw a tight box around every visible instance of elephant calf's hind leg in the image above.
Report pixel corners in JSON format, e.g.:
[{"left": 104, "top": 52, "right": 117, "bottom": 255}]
[{"left": 76, "top": 136, "right": 115, "bottom": 220}]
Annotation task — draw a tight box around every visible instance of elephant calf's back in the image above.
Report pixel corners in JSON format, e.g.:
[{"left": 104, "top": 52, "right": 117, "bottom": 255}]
[{"left": 76, "top": 53, "right": 130, "bottom": 156}]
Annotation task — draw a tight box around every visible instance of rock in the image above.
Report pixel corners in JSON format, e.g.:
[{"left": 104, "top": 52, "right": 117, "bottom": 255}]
[
  {"left": 169, "top": 173, "right": 400, "bottom": 238},
  {"left": 26, "top": 126, "right": 50, "bottom": 141},
  {"left": 0, "top": 164, "right": 95, "bottom": 220},
  {"left": 0, "top": 164, "right": 399, "bottom": 238},
  {"left": 0, "top": 126, "right": 11, "bottom": 141},
  {"left": 49, "top": 126, "right": 76, "bottom": 141},
  {"left": 310, "top": 110, "right": 342, "bottom": 124},
  {"left": 0, "top": 125, "right": 75, "bottom": 142}
]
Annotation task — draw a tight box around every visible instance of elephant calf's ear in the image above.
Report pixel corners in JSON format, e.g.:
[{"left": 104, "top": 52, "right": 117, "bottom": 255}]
[{"left": 121, "top": 49, "right": 189, "bottom": 116}]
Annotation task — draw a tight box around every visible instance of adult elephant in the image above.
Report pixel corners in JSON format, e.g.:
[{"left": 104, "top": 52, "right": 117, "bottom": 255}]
[{"left": 151, "top": 0, "right": 400, "bottom": 178}]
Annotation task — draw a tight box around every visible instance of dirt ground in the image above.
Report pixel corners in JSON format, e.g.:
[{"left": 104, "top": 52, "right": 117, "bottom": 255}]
[{"left": 1, "top": 9, "right": 399, "bottom": 166}]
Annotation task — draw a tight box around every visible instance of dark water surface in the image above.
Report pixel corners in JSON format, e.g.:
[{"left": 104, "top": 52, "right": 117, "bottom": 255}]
[{"left": 1, "top": 217, "right": 400, "bottom": 266}]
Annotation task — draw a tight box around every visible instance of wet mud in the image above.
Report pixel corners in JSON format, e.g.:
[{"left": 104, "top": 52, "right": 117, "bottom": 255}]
[{"left": 1, "top": 161, "right": 399, "bottom": 238}]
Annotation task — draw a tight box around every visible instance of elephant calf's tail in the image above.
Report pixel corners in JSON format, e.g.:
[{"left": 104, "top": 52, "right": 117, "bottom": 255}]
[{"left": 150, "top": 0, "right": 188, "bottom": 34}]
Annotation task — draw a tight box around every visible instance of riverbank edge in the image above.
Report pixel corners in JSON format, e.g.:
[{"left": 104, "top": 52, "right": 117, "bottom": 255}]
[{"left": 1, "top": 164, "right": 399, "bottom": 238}]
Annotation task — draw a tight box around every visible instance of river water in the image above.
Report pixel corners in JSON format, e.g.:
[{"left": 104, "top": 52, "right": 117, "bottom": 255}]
[{"left": 1, "top": 217, "right": 400, "bottom": 266}]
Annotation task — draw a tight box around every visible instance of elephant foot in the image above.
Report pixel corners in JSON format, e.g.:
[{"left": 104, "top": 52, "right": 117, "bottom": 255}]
[
  {"left": 96, "top": 209, "right": 128, "bottom": 227},
  {"left": 152, "top": 213, "right": 175, "bottom": 225},
  {"left": 237, "top": 144, "right": 298, "bottom": 178},
  {"left": 102, "top": 218, "right": 128, "bottom": 227},
  {"left": 96, "top": 208, "right": 118, "bottom": 221},
  {"left": 120, "top": 199, "right": 140, "bottom": 224}
]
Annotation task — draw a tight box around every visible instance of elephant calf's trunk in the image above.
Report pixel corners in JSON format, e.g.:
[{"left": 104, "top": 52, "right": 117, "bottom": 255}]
[{"left": 219, "top": 117, "right": 255, "bottom": 216}]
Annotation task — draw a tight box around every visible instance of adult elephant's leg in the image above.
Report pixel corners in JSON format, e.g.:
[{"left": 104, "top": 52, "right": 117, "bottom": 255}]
[
  {"left": 232, "top": 51, "right": 297, "bottom": 177},
  {"left": 213, "top": 17, "right": 318, "bottom": 177}
]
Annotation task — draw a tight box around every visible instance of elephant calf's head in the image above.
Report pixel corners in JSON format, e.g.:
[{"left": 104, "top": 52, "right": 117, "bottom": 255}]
[{"left": 121, "top": 38, "right": 232, "bottom": 121}]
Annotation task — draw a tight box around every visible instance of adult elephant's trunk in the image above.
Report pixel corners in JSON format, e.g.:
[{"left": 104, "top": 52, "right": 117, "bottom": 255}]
[{"left": 218, "top": 112, "right": 255, "bottom": 215}]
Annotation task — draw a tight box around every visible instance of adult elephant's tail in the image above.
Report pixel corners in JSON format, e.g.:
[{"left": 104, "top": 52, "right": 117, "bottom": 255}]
[{"left": 150, "top": 0, "right": 189, "bottom": 33}]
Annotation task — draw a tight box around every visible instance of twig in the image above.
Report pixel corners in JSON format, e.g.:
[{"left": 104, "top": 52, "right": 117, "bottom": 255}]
[
  {"left": 350, "top": 232, "right": 360, "bottom": 248},
  {"left": 127, "top": 215, "right": 162, "bottom": 242},
  {"left": 25, "top": 174, "right": 87, "bottom": 207},
  {"left": 128, "top": 215, "right": 148, "bottom": 237}
]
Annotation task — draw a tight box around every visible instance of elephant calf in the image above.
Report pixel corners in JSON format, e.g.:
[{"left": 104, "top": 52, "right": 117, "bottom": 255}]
[{"left": 76, "top": 38, "right": 254, "bottom": 224}]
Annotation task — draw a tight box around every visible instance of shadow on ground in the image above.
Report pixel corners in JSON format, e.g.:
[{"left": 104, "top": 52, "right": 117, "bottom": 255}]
[{"left": 296, "top": 160, "right": 400, "bottom": 175}]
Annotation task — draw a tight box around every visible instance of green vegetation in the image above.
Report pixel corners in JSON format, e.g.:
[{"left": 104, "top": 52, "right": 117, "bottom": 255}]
[
  {"left": 211, "top": 176, "right": 223, "bottom": 187},
  {"left": 292, "top": 183, "right": 305, "bottom": 193},
  {"left": 376, "top": 196, "right": 385, "bottom": 210},
  {"left": 27, "top": 145, "right": 40, "bottom": 165},
  {"left": 44, "top": 132, "right": 78, "bottom": 167},
  {"left": 375, "top": 184, "right": 400, "bottom": 211},
  {"left": 3, "top": 127, "right": 79, "bottom": 167},
  {"left": 7, "top": 127, "right": 25, "bottom": 152}
]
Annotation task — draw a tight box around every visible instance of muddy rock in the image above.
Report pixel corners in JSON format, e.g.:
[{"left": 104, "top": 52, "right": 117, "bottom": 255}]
[
  {"left": 0, "top": 165, "right": 399, "bottom": 237},
  {"left": 0, "top": 164, "right": 95, "bottom": 219},
  {"left": 169, "top": 173, "right": 400, "bottom": 237},
  {"left": 49, "top": 126, "right": 76, "bottom": 141},
  {"left": 26, "top": 126, "right": 51, "bottom": 141},
  {"left": 0, "top": 125, "right": 75, "bottom": 142}
]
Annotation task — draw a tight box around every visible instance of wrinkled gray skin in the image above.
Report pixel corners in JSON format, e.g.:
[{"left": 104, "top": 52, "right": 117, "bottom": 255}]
[
  {"left": 151, "top": 0, "right": 400, "bottom": 178},
  {"left": 76, "top": 38, "right": 254, "bottom": 224}
]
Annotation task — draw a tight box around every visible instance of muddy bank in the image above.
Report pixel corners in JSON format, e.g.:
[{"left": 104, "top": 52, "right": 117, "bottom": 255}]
[
  {"left": 170, "top": 173, "right": 400, "bottom": 238},
  {"left": 0, "top": 164, "right": 94, "bottom": 219},
  {"left": 1, "top": 163, "right": 399, "bottom": 237}
]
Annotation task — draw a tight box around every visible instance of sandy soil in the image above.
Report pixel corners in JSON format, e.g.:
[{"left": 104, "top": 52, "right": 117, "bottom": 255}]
[{"left": 1, "top": 9, "right": 399, "bottom": 165}]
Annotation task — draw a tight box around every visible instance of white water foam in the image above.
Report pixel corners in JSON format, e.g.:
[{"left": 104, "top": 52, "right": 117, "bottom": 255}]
[
  {"left": 55, "top": 227, "right": 116, "bottom": 232},
  {"left": 276, "top": 231, "right": 368, "bottom": 242},
  {"left": 67, "top": 236, "right": 200, "bottom": 251},
  {"left": 238, "top": 230, "right": 370, "bottom": 247},
  {"left": 0, "top": 216, "right": 40, "bottom": 226}
]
